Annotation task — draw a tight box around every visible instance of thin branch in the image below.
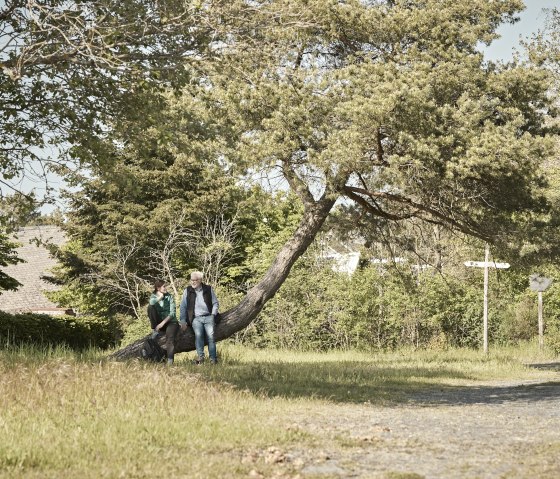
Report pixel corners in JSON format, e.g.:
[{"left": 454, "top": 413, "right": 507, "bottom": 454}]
[{"left": 343, "top": 185, "right": 489, "bottom": 240}]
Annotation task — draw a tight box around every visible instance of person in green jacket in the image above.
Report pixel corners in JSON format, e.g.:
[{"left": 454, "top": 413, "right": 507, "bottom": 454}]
[{"left": 148, "top": 280, "right": 178, "bottom": 365}]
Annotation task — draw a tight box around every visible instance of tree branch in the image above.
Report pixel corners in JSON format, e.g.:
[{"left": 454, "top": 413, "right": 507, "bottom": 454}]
[
  {"left": 281, "top": 158, "right": 316, "bottom": 206},
  {"left": 343, "top": 185, "right": 489, "bottom": 240}
]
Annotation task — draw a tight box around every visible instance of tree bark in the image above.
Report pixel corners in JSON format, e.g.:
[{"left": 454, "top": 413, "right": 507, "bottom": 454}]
[{"left": 110, "top": 196, "right": 336, "bottom": 360}]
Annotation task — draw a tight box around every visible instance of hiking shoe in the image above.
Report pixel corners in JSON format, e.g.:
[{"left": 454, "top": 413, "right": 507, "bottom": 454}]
[
  {"left": 193, "top": 358, "right": 204, "bottom": 365},
  {"left": 210, "top": 359, "right": 218, "bottom": 365}
]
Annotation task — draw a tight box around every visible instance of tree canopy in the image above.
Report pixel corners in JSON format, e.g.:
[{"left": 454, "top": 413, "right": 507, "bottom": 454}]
[
  {"left": 217, "top": 0, "right": 552, "bottom": 236},
  {"left": 0, "top": 0, "right": 211, "bottom": 198},
  {"left": 113, "top": 0, "right": 558, "bottom": 358}
]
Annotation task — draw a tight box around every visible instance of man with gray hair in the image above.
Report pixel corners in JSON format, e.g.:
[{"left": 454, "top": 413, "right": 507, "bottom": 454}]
[{"left": 179, "top": 271, "right": 219, "bottom": 364}]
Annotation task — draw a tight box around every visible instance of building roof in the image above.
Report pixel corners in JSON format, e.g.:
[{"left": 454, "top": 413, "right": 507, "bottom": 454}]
[{"left": 0, "top": 225, "right": 69, "bottom": 315}]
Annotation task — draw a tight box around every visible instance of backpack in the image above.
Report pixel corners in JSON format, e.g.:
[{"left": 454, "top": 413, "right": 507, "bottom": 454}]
[{"left": 141, "top": 337, "right": 166, "bottom": 362}]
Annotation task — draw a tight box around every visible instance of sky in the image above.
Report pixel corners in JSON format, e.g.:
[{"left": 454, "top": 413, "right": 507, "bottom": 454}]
[{"left": 483, "top": 0, "right": 559, "bottom": 62}]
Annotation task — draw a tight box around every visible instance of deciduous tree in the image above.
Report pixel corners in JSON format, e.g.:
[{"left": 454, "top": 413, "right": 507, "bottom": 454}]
[{"left": 0, "top": 0, "right": 211, "bottom": 200}]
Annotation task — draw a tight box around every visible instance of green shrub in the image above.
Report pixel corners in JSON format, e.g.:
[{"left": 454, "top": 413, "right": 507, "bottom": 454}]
[
  {"left": 120, "top": 315, "right": 152, "bottom": 344},
  {"left": 497, "top": 294, "right": 538, "bottom": 343},
  {"left": 543, "top": 291, "right": 560, "bottom": 354},
  {"left": 0, "top": 311, "right": 121, "bottom": 350}
]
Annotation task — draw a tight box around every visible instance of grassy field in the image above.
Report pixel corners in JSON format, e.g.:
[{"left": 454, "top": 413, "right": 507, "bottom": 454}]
[{"left": 1, "top": 342, "right": 558, "bottom": 479}]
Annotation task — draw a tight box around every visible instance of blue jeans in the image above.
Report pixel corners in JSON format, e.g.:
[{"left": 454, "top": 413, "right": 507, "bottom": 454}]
[{"left": 192, "top": 315, "right": 216, "bottom": 361}]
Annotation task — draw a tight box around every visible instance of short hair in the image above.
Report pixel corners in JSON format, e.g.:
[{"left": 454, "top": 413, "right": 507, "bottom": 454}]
[
  {"left": 190, "top": 271, "right": 204, "bottom": 280},
  {"left": 153, "top": 279, "right": 165, "bottom": 293}
]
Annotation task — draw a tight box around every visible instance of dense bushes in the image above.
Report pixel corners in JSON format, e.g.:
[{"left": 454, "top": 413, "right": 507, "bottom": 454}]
[
  {"left": 111, "top": 241, "right": 560, "bottom": 353},
  {"left": 234, "top": 256, "right": 560, "bottom": 352},
  {"left": 0, "top": 311, "right": 121, "bottom": 349}
]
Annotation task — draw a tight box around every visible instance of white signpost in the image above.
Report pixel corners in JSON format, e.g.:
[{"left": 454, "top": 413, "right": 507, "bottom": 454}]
[
  {"left": 529, "top": 274, "right": 553, "bottom": 349},
  {"left": 464, "top": 244, "right": 510, "bottom": 354}
]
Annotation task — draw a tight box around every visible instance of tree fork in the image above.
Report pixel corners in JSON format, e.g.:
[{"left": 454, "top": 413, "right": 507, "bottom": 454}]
[{"left": 110, "top": 196, "right": 336, "bottom": 360}]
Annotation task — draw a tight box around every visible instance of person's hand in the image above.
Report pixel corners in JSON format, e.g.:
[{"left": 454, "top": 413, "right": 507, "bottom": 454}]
[
  {"left": 156, "top": 291, "right": 164, "bottom": 300},
  {"left": 156, "top": 322, "right": 164, "bottom": 331},
  {"left": 180, "top": 323, "right": 188, "bottom": 332}
]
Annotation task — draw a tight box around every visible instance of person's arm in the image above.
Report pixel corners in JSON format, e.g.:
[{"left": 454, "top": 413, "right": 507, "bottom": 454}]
[
  {"left": 149, "top": 292, "right": 163, "bottom": 306},
  {"left": 156, "top": 316, "right": 170, "bottom": 331},
  {"left": 149, "top": 292, "right": 167, "bottom": 330},
  {"left": 210, "top": 287, "right": 219, "bottom": 316},
  {"left": 179, "top": 289, "right": 188, "bottom": 328},
  {"left": 159, "top": 294, "right": 173, "bottom": 326},
  {"left": 167, "top": 294, "right": 176, "bottom": 322}
]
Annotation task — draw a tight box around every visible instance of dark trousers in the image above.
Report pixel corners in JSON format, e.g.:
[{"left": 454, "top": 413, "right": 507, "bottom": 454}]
[{"left": 147, "top": 305, "right": 179, "bottom": 360}]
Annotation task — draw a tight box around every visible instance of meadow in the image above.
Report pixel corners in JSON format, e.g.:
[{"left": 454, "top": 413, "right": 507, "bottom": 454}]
[{"left": 1, "top": 342, "right": 558, "bottom": 479}]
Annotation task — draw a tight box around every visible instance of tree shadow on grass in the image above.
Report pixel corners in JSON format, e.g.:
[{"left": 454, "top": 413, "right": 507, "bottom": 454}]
[
  {"left": 197, "top": 360, "right": 560, "bottom": 407},
  {"left": 407, "top": 380, "right": 560, "bottom": 406},
  {"left": 200, "top": 360, "right": 475, "bottom": 405},
  {"left": 526, "top": 362, "right": 560, "bottom": 371}
]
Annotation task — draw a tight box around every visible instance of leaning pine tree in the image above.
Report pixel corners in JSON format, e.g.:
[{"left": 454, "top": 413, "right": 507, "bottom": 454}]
[{"left": 113, "top": 0, "right": 556, "bottom": 359}]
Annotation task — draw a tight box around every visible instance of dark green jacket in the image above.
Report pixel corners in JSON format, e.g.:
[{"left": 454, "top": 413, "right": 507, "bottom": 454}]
[{"left": 148, "top": 293, "right": 177, "bottom": 325}]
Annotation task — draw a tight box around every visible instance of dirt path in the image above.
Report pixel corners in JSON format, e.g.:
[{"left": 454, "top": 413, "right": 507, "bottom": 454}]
[{"left": 267, "top": 365, "right": 560, "bottom": 479}]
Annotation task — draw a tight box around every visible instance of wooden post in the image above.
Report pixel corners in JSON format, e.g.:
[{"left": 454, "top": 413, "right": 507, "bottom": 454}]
[
  {"left": 483, "top": 243, "right": 489, "bottom": 354},
  {"left": 529, "top": 275, "right": 552, "bottom": 349},
  {"left": 538, "top": 291, "right": 544, "bottom": 349},
  {"left": 464, "top": 248, "right": 510, "bottom": 355}
]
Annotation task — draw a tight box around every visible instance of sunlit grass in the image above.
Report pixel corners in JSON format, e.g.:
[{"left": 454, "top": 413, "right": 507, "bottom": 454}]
[
  {"left": 192, "top": 341, "right": 559, "bottom": 403},
  {"left": 1, "top": 341, "right": 558, "bottom": 478},
  {"left": 0, "top": 346, "right": 309, "bottom": 479}
]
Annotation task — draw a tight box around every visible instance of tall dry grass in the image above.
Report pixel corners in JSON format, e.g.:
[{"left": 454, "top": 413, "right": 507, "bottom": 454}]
[
  {"left": 1, "top": 342, "right": 557, "bottom": 478},
  {"left": 0, "top": 346, "right": 308, "bottom": 479}
]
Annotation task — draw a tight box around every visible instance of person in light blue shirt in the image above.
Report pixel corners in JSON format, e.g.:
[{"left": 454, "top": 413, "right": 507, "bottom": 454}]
[{"left": 179, "top": 271, "right": 219, "bottom": 364}]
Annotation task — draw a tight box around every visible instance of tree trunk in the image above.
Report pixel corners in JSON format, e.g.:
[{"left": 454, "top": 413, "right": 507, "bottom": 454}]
[{"left": 110, "top": 197, "right": 336, "bottom": 360}]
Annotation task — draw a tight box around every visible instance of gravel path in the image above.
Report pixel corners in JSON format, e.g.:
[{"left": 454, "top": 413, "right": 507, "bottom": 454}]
[{"left": 275, "top": 364, "right": 560, "bottom": 479}]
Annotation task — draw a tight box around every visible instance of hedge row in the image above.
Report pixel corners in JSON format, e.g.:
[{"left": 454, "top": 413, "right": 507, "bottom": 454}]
[{"left": 0, "top": 311, "right": 121, "bottom": 350}]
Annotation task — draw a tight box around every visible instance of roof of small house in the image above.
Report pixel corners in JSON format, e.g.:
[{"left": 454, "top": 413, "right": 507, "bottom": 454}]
[{"left": 0, "top": 225, "right": 70, "bottom": 315}]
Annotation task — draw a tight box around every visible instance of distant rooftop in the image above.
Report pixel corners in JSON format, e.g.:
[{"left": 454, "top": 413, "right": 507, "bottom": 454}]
[{"left": 0, "top": 225, "right": 71, "bottom": 315}]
